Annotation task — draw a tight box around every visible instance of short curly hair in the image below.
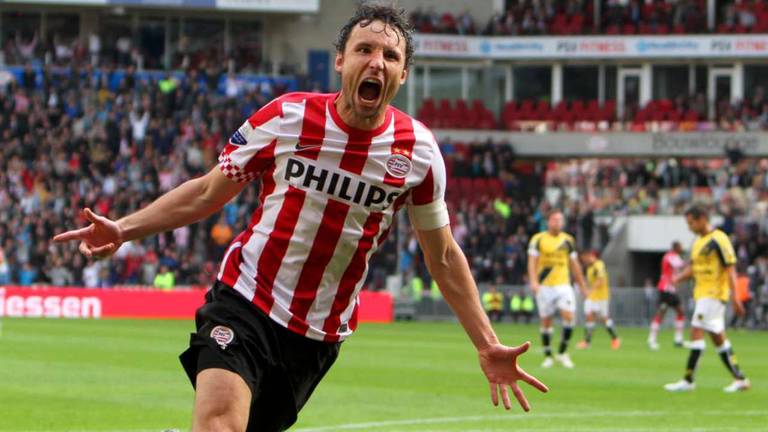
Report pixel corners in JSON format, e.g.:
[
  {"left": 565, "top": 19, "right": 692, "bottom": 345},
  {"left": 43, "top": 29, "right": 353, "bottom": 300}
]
[
  {"left": 334, "top": 2, "right": 414, "bottom": 68},
  {"left": 684, "top": 204, "right": 710, "bottom": 220}
]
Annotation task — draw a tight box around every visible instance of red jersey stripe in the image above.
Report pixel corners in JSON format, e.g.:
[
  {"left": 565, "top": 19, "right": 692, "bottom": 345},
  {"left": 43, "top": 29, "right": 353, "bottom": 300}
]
[
  {"left": 219, "top": 143, "right": 278, "bottom": 288},
  {"left": 295, "top": 96, "right": 328, "bottom": 160},
  {"left": 321, "top": 211, "right": 383, "bottom": 341},
  {"left": 348, "top": 302, "right": 359, "bottom": 332},
  {"left": 247, "top": 97, "right": 283, "bottom": 128},
  {"left": 253, "top": 186, "right": 306, "bottom": 312},
  {"left": 287, "top": 199, "right": 351, "bottom": 334},
  {"left": 242, "top": 139, "right": 277, "bottom": 175},
  {"left": 411, "top": 167, "right": 434, "bottom": 205},
  {"left": 340, "top": 130, "right": 372, "bottom": 175}
]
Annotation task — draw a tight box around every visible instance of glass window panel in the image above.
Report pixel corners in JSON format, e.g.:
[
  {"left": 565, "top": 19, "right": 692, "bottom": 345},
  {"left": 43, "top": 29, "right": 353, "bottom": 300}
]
[
  {"left": 430, "top": 67, "right": 462, "bottom": 102},
  {"left": 513, "top": 66, "right": 550, "bottom": 102},
  {"left": 653, "top": 65, "right": 688, "bottom": 100},
  {"left": 230, "top": 20, "right": 263, "bottom": 73},
  {"left": 182, "top": 18, "right": 225, "bottom": 69},
  {"left": 563, "top": 65, "right": 598, "bottom": 101}
]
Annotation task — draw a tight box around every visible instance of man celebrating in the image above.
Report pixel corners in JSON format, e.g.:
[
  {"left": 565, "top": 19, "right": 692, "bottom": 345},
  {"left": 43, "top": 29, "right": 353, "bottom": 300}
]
[
  {"left": 527, "top": 210, "right": 588, "bottom": 369},
  {"left": 664, "top": 205, "right": 750, "bottom": 393},
  {"left": 647, "top": 241, "right": 686, "bottom": 350},
  {"left": 53, "top": 4, "right": 547, "bottom": 431},
  {"left": 576, "top": 250, "right": 620, "bottom": 350}
]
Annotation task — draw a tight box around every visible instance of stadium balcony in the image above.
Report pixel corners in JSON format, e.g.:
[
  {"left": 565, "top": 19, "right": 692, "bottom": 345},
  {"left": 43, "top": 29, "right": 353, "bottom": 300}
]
[{"left": 419, "top": 97, "right": 768, "bottom": 132}]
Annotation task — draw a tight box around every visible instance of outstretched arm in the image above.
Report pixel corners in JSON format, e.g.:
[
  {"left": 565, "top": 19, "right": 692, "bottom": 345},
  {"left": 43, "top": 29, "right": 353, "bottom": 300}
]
[
  {"left": 415, "top": 225, "right": 548, "bottom": 411},
  {"left": 53, "top": 167, "right": 246, "bottom": 257}
]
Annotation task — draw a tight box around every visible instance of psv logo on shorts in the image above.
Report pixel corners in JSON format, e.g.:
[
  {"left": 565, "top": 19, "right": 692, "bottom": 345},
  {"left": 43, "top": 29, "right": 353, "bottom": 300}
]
[{"left": 210, "top": 325, "right": 235, "bottom": 349}]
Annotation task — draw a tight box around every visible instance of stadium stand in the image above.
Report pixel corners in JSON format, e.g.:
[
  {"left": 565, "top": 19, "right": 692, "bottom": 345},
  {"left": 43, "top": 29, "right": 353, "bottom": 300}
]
[
  {"left": 2, "top": 0, "right": 768, "bottom": 329},
  {"left": 0, "top": 64, "right": 289, "bottom": 287},
  {"left": 406, "top": 0, "right": 765, "bottom": 35}
]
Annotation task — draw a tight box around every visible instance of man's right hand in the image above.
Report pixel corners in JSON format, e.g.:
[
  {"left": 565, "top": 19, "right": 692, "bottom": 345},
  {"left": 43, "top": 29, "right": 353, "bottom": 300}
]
[
  {"left": 53, "top": 208, "right": 123, "bottom": 258},
  {"left": 530, "top": 281, "right": 540, "bottom": 295}
]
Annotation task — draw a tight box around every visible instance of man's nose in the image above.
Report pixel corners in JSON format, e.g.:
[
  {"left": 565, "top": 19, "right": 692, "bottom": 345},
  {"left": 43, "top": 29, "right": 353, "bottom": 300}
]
[{"left": 368, "top": 50, "right": 384, "bottom": 70}]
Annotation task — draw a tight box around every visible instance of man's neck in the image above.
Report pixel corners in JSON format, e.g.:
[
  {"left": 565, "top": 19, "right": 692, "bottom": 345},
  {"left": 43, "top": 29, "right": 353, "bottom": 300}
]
[
  {"left": 334, "top": 92, "right": 387, "bottom": 130},
  {"left": 548, "top": 229, "right": 560, "bottom": 236}
]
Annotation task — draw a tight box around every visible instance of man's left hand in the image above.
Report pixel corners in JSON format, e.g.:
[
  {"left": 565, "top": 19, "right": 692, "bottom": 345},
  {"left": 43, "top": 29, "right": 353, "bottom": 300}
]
[{"left": 478, "top": 342, "right": 549, "bottom": 412}]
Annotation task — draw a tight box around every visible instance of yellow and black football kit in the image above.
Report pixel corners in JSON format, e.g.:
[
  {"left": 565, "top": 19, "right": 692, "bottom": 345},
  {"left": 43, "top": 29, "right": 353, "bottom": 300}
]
[
  {"left": 527, "top": 231, "right": 577, "bottom": 286},
  {"left": 586, "top": 259, "right": 609, "bottom": 301},
  {"left": 690, "top": 229, "right": 736, "bottom": 302}
]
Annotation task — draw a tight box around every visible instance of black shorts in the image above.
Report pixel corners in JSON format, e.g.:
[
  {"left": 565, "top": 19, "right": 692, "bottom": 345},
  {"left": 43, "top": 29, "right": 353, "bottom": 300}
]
[
  {"left": 658, "top": 291, "right": 681, "bottom": 308},
  {"left": 179, "top": 281, "right": 341, "bottom": 432}
]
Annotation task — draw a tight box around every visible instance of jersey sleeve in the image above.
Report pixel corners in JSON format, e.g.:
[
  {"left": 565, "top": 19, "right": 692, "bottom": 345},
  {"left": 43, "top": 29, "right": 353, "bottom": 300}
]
[
  {"left": 714, "top": 232, "right": 737, "bottom": 267},
  {"left": 566, "top": 234, "right": 577, "bottom": 259},
  {"left": 527, "top": 233, "right": 541, "bottom": 257},
  {"left": 407, "top": 139, "right": 449, "bottom": 231},
  {"left": 595, "top": 261, "right": 607, "bottom": 279},
  {"left": 218, "top": 97, "right": 282, "bottom": 183}
]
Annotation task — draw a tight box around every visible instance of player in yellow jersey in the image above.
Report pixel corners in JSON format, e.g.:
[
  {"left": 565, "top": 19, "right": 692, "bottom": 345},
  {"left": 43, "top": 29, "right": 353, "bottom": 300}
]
[
  {"left": 527, "top": 210, "right": 588, "bottom": 369},
  {"left": 664, "top": 205, "right": 750, "bottom": 393},
  {"left": 576, "top": 250, "right": 621, "bottom": 350}
]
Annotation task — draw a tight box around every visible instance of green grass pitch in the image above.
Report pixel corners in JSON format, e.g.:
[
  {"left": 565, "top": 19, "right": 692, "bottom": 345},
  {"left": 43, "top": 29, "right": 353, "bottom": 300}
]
[{"left": 1, "top": 318, "right": 766, "bottom": 431}]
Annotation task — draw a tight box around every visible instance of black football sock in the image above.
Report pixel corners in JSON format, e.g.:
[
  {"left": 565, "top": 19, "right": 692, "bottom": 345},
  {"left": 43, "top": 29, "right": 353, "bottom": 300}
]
[
  {"left": 559, "top": 326, "right": 573, "bottom": 354},
  {"left": 684, "top": 340, "right": 705, "bottom": 383},
  {"left": 718, "top": 340, "right": 746, "bottom": 380},
  {"left": 541, "top": 327, "right": 553, "bottom": 357}
]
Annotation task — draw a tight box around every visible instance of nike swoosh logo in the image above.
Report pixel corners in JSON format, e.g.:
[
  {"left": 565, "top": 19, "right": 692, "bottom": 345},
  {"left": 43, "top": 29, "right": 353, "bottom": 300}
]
[{"left": 296, "top": 142, "right": 322, "bottom": 151}]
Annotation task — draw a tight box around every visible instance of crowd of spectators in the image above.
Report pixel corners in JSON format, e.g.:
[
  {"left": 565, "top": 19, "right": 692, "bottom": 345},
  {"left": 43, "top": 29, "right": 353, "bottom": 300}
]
[
  {"left": 4, "top": 61, "right": 768, "bottom": 317},
  {"left": 401, "top": 141, "right": 551, "bottom": 287},
  {"left": 0, "top": 63, "right": 292, "bottom": 288},
  {"left": 4, "top": 26, "right": 267, "bottom": 75},
  {"left": 602, "top": 0, "right": 706, "bottom": 34},
  {"left": 411, "top": 0, "right": 768, "bottom": 36},
  {"left": 542, "top": 155, "right": 768, "bottom": 254},
  {"left": 410, "top": 2, "right": 592, "bottom": 36},
  {"left": 0, "top": 62, "right": 548, "bottom": 290}
]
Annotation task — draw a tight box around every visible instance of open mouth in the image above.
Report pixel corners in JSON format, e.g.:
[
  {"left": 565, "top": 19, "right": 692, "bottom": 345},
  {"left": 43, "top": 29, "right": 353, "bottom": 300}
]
[{"left": 358, "top": 78, "right": 382, "bottom": 103}]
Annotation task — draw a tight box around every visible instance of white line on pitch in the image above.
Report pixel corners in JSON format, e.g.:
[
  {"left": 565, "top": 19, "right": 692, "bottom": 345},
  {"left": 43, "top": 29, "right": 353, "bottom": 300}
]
[{"left": 293, "top": 410, "right": 767, "bottom": 432}]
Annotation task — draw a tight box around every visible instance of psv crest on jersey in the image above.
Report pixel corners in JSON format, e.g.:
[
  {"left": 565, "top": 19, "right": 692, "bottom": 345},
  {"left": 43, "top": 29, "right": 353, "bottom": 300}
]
[
  {"left": 385, "top": 154, "right": 412, "bottom": 178},
  {"left": 210, "top": 325, "right": 235, "bottom": 349}
]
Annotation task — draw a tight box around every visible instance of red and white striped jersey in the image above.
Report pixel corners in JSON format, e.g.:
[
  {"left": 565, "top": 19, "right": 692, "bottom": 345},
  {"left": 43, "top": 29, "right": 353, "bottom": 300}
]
[
  {"left": 658, "top": 251, "right": 685, "bottom": 293},
  {"left": 216, "top": 92, "right": 446, "bottom": 342}
]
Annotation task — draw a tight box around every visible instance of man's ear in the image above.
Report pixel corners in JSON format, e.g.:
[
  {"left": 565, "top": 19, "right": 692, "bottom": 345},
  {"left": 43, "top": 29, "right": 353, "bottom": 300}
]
[
  {"left": 399, "top": 67, "right": 408, "bottom": 85},
  {"left": 334, "top": 52, "right": 344, "bottom": 73}
]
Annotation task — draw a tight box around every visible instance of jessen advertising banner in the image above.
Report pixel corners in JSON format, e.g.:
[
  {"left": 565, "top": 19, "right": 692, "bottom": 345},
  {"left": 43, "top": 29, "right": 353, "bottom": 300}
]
[
  {"left": 0, "top": 286, "right": 393, "bottom": 322},
  {"left": 414, "top": 34, "right": 768, "bottom": 60}
]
